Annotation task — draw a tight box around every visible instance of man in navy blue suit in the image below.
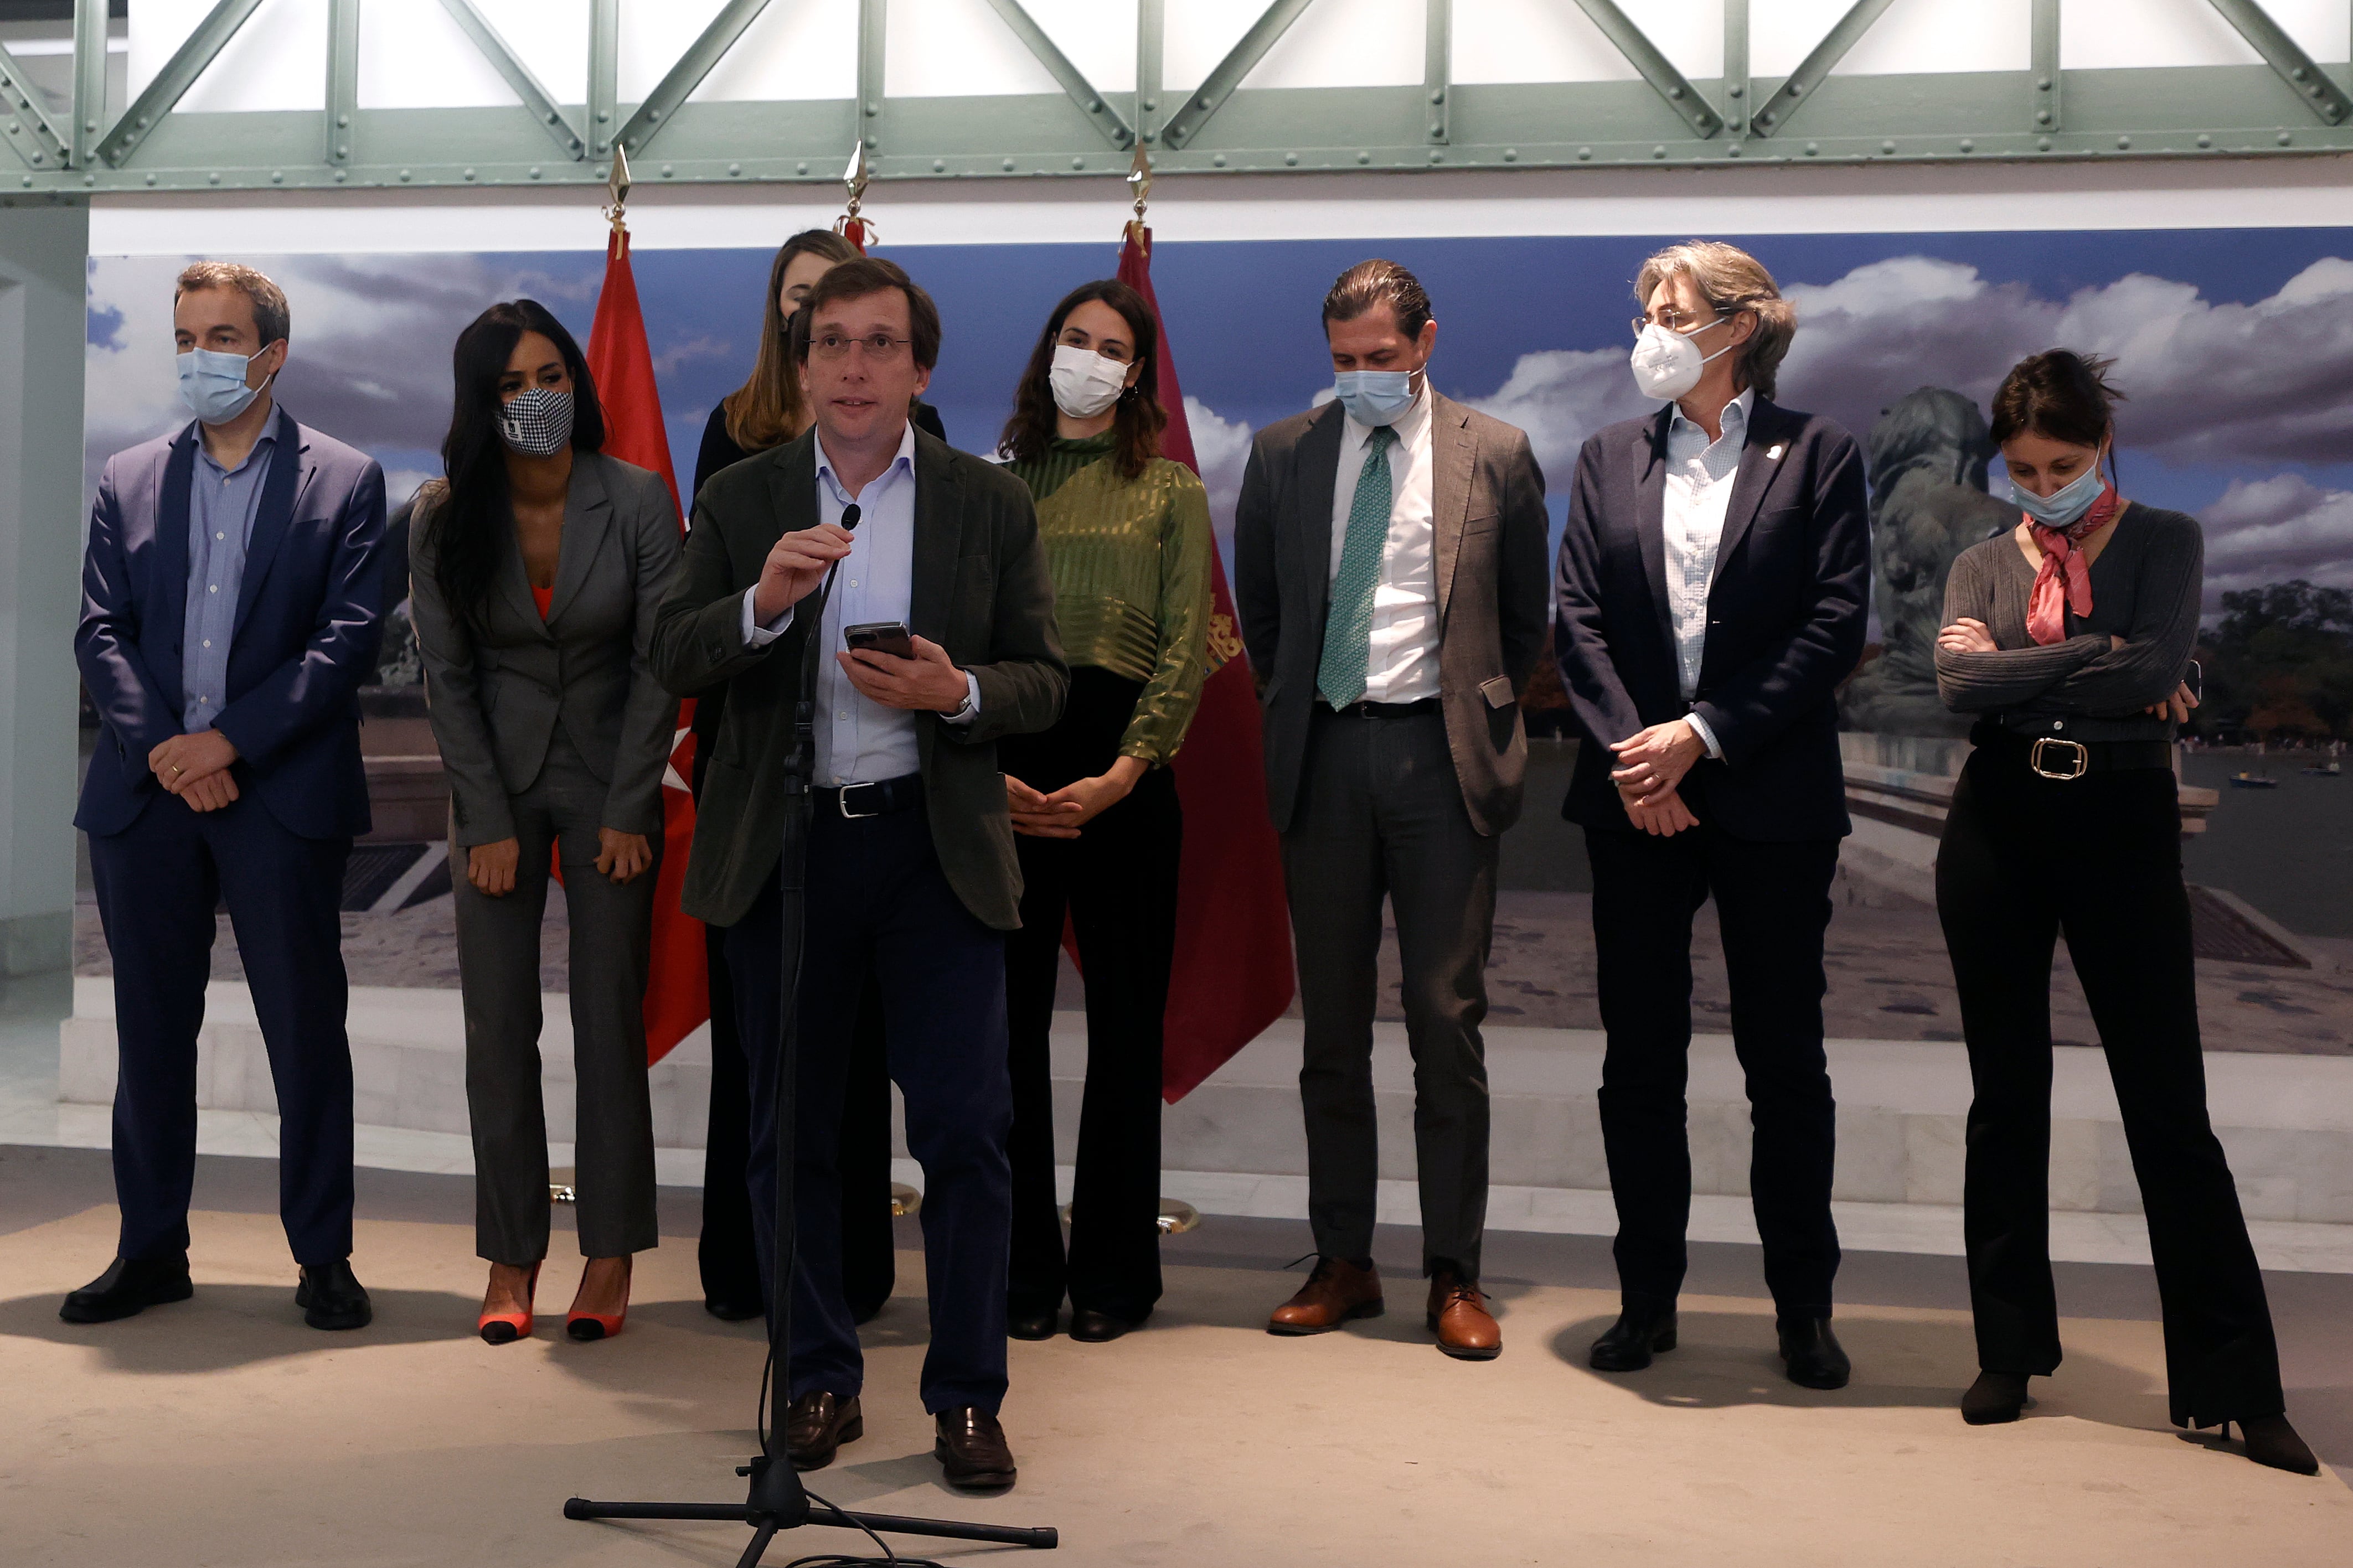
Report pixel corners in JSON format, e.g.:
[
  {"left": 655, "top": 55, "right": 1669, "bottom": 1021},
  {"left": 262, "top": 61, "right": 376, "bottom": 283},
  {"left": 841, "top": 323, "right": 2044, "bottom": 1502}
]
[{"left": 65, "top": 261, "right": 388, "bottom": 1330}]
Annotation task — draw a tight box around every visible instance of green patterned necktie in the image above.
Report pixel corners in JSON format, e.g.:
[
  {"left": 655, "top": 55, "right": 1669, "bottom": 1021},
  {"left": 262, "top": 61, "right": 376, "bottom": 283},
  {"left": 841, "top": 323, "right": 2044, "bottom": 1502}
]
[{"left": 1317, "top": 423, "right": 1399, "bottom": 707}]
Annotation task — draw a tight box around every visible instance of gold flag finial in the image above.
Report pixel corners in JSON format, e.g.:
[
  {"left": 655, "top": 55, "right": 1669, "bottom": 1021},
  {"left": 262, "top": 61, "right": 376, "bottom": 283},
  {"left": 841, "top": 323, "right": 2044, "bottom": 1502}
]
[
  {"left": 603, "top": 144, "right": 631, "bottom": 234},
  {"left": 1126, "top": 143, "right": 1153, "bottom": 248}
]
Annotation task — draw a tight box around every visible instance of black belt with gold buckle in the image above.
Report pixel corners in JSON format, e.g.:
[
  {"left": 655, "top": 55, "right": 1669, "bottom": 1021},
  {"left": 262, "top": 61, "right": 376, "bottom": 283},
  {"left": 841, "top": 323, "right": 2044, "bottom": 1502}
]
[{"left": 2029, "top": 737, "right": 2090, "bottom": 780}]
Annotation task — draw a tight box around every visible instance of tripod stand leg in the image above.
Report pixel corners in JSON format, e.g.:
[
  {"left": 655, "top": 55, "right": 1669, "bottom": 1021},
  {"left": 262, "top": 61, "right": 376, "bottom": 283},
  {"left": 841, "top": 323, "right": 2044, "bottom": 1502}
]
[{"left": 731, "top": 1521, "right": 778, "bottom": 1568}]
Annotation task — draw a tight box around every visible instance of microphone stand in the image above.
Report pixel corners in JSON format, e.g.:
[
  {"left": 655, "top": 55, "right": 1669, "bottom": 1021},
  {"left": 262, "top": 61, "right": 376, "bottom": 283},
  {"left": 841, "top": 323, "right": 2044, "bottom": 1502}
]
[{"left": 565, "top": 500, "right": 1057, "bottom": 1562}]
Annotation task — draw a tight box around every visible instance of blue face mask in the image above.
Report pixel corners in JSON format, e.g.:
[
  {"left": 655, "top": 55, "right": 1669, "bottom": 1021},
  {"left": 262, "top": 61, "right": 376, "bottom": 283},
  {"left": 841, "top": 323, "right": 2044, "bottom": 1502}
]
[
  {"left": 177, "top": 345, "right": 271, "bottom": 426},
  {"left": 2010, "top": 455, "right": 2108, "bottom": 528},
  {"left": 1332, "top": 369, "right": 1417, "bottom": 427}
]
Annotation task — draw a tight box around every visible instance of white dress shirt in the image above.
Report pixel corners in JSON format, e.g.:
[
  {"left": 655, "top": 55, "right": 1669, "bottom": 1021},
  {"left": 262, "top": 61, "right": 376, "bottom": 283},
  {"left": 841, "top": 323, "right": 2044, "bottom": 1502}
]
[
  {"left": 740, "top": 422, "right": 978, "bottom": 785},
  {"left": 1660, "top": 388, "right": 1752, "bottom": 759},
  {"left": 1326, "top": 382, "right": 1439, "bottom": 703}
]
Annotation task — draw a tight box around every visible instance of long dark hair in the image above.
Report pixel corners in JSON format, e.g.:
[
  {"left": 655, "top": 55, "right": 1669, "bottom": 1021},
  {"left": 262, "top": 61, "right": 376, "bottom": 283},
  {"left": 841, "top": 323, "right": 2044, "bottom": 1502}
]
[
  {"left": 997, "top": 280, "right": 1165, "bottom": 482},
  {"left": 722, "top": 228, "right": 861, "bottom": 452},
  {"left": 422, "top": 299, "right": 605, "bottom": 634}
]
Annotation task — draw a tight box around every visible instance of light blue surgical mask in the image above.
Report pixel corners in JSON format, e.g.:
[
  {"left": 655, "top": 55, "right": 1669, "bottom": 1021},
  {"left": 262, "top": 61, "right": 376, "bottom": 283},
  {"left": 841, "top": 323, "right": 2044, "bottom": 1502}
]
[
  {"left": 2010, "top": 456, "right": 2108, "bottom": 529},
  {"left": 1332, "top": 369, "right": 1417, "bottom": 427},
  {"left": 177, "top": 345, "right": 272, "bottom": 426}
]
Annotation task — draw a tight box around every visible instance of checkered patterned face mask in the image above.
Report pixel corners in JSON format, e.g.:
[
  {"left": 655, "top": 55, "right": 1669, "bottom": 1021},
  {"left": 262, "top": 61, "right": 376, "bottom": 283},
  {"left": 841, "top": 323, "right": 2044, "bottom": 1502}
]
[{"left": 496, "top": 386, "right": 574, "bottom": 457}]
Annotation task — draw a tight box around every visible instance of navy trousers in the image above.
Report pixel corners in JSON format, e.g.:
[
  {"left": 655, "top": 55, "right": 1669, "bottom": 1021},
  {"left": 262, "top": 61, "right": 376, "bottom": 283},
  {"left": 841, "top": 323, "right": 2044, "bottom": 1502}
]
[
  {"left": 87, "top": 785, "right": 355, "bottom": 1266},
  {"left": 724, "top": 806, "right": 1013, "bottom": 1415}
]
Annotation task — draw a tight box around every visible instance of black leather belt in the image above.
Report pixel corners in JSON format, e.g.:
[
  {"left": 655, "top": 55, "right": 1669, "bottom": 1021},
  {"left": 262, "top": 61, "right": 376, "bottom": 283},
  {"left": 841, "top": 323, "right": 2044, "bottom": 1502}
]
[
  {"left": 814, "top": 773, "right": 924, "bottom": 819},
  {"left": 1973, "top": 722, "right": 2172, "bottom": 780},
  {"left": 1315, "top": 697, "right": 1441, "bottom": 720}
]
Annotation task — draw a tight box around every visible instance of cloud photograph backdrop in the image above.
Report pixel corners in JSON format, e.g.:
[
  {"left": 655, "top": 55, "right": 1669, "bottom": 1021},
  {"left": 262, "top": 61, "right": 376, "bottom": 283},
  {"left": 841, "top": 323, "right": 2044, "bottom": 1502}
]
[{"left": 77, "top": 225, "right": 2353, "bottom": 1046}]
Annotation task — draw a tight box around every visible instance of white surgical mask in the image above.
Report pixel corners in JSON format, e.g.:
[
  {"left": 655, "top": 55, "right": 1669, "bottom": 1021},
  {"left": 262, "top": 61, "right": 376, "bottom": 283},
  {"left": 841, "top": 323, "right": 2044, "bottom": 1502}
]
[
  {"left": 1628, "top": 316, "right": 1736, "bottom": 403},
  {"left": 177, "top": 345, "right": 272, "bottom": 426},
  {"left": 1048, "top": 343, "right": 1130, "bottom": 420},
  {"left": 2011, "top": 456, "right": 2109, "bottom": 529},
  {"left": 497, "top": 386, "right": 574, "bottom": 457},
  {"left": 1332, "top": 369, "right": 1417, "bottom": 427}
]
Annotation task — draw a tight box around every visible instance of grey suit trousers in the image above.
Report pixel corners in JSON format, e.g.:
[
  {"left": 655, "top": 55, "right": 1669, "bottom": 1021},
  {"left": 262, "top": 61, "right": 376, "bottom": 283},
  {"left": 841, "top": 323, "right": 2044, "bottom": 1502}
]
[
  {"left": 454, "top": 730, "right": 661, "bottom": 1264},
  {"left": 1282, "top": 706, "right": 1497, "bottom": 1278}
]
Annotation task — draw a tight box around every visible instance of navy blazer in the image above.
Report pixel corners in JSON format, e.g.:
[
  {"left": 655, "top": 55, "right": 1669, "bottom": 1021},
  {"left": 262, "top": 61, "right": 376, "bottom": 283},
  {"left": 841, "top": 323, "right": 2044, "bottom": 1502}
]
[
  {"left": 1552, "top": 395, "right": 1869, "bottom": 842},
  {"left": 76, "top": 406, "right": 389, "bottom": 840}
]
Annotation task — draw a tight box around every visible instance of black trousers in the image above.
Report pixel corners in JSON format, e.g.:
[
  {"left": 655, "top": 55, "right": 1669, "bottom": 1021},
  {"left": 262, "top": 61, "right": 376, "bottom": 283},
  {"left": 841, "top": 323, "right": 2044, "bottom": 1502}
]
[
  {"left": 694, "top": 691, "right": 895, "bottom": 1320},
  {"left": 1282, "top": 706, "right": 1495, "bottom": 1279},
  {"left": 89, "top": 786, "right": 354, "bottom": 1266},
  {"left": 1937, "top": 741, "right": 2284, "bottom": 1426},
  {"left": 1586, "top": 822, "right": 1842, "bottom": 1316},
  {"left": 1001, "top": 669, "right": 1180, "bottom": 1323},
  {"left": 724, "top": 814, "right": 1013, "bottom": 1415}
]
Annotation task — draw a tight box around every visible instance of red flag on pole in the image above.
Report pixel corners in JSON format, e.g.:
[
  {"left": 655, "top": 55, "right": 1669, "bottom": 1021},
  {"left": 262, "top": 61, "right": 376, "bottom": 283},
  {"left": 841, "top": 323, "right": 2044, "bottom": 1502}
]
[
  {"left": 585, "top": 224, "right": 708, "bottom": 1064},
  {"left": 1118, "top": 225, "right": 1297, "bottom": 1102}
]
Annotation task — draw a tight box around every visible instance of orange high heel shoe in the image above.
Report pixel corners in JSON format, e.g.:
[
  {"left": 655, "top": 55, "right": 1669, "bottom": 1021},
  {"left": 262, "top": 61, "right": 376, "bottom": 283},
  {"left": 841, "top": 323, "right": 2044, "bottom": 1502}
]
[
  {"left": 566, "top": 1256, "right": 631, "bottom": 1342},
  {"left": 478, "top": 1261, "right": 540, "bottom": 1346}
]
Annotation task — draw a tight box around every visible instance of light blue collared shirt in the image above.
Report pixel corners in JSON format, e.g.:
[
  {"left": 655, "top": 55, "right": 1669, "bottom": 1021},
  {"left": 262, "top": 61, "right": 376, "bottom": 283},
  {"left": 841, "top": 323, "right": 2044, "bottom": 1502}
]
[
  {"left": 1661, "top": 388, "right": 1752, "bottom": 759},
  {"left": 741, "top": 422, "right": 978, "bottom": 785},
  {"left": 181, "top": 422, "right": 277, "bottom": 733}
]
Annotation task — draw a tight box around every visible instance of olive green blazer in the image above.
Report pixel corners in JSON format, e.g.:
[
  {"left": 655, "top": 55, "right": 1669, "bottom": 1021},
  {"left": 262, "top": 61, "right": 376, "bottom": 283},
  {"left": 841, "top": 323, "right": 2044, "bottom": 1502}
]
[{"left": 650, "top": 426, "right": 1067, "bottom": 932}]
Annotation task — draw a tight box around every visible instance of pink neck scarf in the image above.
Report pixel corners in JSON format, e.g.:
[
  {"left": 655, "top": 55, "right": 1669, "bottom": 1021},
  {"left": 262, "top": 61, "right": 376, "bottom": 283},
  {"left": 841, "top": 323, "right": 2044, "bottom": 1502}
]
[{"left": 2025, "top": 487, "right": 2124, "bottom": 646}]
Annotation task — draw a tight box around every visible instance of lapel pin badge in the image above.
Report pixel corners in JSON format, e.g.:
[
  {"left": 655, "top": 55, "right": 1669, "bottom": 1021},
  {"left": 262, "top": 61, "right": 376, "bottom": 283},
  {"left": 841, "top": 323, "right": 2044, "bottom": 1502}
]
[{"left": 1767, "top": 443, "right": 1786, "bottom": 460}]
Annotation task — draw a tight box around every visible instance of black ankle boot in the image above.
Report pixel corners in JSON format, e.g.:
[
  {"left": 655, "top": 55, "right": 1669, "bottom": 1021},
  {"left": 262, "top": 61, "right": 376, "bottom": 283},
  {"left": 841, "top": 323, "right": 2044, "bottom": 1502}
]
[
  {"left": 1961, "top": 1370, "right": 2031, "bottom": 1425},
  {"left": 2233, "top": 1415, "right": 2320, "bottom": 1476}
]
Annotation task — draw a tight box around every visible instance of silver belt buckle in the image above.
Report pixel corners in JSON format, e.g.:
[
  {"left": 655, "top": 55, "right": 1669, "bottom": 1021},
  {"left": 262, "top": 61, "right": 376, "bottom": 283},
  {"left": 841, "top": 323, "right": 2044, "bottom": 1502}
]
[
  {"left": 837, "top": 781, "right": 884, "bottom": 819},
  {"left": 2029, "top": 737, "right": 2089, "bottom": 780}
]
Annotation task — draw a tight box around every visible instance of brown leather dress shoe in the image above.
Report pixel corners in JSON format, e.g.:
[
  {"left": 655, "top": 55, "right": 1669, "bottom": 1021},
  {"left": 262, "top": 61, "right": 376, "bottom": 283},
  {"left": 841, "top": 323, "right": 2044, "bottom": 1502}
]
[
  {"left": 1267, "top": 1256, "right": 1384, "bottom": 1335},
  {"left": 934, "top": 1406, "right": 1017, "bottom": 1491},
  {"left": 784, "top": 1391, "right": 864, "bottom": 1472},
  {"left": 1427, "top": 1270, "right": 1501, "bottom": 1360}
]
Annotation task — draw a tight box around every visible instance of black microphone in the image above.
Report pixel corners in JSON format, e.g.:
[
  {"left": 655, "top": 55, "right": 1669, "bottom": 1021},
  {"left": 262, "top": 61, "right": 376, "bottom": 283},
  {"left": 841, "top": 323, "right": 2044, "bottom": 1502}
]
[{"left": 838, "top": 502, "right": 861, "bottom": 531}]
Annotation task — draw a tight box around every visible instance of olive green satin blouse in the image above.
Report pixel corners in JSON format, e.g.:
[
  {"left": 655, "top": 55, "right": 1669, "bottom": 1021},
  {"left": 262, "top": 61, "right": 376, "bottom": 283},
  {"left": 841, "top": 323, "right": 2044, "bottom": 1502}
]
[{"left": 1007, "top": 433, "right": 1212, "bottom": 765}]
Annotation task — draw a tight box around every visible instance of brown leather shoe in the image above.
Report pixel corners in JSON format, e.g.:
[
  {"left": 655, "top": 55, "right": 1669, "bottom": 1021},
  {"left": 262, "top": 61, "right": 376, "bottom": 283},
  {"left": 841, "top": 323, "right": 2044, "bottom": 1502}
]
[
  {"left": 1426, "top": 1269, "right": 1501, "bottom": 1360},
  {"left": 784, "top": 1391, "right": 863, "bottom": 1471},
  {"left": 1267, "top": 1256, "right": 1384, "bottom": 1335},
  {"left": 934, "top": 1406, "right": 1017, "bottom": 1491}
]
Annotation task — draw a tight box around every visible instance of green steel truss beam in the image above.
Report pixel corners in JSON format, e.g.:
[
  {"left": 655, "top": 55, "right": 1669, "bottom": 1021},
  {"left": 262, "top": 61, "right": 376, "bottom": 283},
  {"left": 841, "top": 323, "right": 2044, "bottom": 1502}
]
[
  {"left": 1570, "top": 0, "right": 1724, "bottom": 139},
  {"left": 616, "top": 0, "right": 770, "bottom": 161},
  {"left": 2207, "top": 0, "right": 2352, "bottom": 126},
  {"left": 7, "top": 4, "right": 2353, "bottom": 198},
  {"left": 1750, "top": 0, "right": 1900, "bottom": 139},
  {"left": 1161, "top": 0, "right": 1314, "bottom": 151},
  {"left": 94, "top": 0, "right": 264, "bottom": 167},
  {"left": 433, "top": 0, "right": 587, "bottom": 163},
  {"left": 983, "top": 0, "right": 1133, "bottom": 148}
]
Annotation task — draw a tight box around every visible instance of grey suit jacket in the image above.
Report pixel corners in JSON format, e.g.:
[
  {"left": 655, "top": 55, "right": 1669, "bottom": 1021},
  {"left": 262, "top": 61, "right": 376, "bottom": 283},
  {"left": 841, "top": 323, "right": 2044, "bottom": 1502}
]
[
  {"left": 410, "top": 451, "right": 683, "bottom": 846},
  {"left": 1233, "top": 392, "right": 1550, "bottom": 837},
  {"left": 648, "top": 426, "right": 1067, "bottom": 933}
]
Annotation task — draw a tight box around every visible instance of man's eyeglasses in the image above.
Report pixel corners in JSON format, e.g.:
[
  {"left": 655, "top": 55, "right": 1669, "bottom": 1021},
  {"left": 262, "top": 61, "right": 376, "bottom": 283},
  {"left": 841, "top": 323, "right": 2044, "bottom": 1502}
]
[
  {"left": 812, "top": 332, "right": 914, "bottom": 362},
  {"left": 1631, "top": 308, "right": 1726, "bottom": 339}
]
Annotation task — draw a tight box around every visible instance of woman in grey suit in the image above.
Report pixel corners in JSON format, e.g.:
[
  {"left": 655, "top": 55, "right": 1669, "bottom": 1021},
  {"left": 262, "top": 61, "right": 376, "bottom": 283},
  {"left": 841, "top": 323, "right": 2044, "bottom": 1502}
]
[{"left": 410, "top": 300, "right": 682, "bottom": 1344}]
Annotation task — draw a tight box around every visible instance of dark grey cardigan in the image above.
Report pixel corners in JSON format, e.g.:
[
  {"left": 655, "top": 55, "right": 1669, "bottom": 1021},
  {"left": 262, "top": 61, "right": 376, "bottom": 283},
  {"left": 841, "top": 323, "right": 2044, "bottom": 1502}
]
[{"left": 1933, "top": 501, "right": 2202, "bottom": 743}]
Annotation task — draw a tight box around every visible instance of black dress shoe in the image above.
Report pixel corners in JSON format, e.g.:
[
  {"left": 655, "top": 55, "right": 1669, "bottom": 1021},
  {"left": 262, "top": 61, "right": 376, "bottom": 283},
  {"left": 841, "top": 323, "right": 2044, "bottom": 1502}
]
[
  {"left": 1588, "top": 1300, "right": 1677, "bottom": 1373},
  {"left": 785, "top": 1391, "right": 864, "bottom": 1472},
  {"left": 2232, "top": 1415, "right": 2321, "bottom": 1477},
  {"left": 59, "top": 1254, "right": 193, "bottom": 1324},
  {"left": 295, "top": 1259, "right": 373, "bottom": 1331},
  {"left": 1007, "top": 1307, "right": 1058, "bottom": 1342},
  {"left": 1777, "top": 1315, "right": 1850, "bottom": 1390},
  {"left": 1069, "top": 1308, "right": 1142, "bottom": 1343},
  {"left": 934, "top": 1406, "right": 1017, "bottom": 1491},
  {"left": 704, "top": 1295, "right": 763, "bottom": 1322},
  {"left": 1962, "top": 1370, "right": 2032, "bottom": 1425}
]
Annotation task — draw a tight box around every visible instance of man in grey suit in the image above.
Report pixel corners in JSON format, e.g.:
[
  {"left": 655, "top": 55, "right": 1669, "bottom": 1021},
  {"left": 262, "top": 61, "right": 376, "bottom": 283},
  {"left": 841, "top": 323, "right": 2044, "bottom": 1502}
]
[
  {"left": 651, "top": 258, "right": 1065, "bottom": 1490},
  {"left": 1234, "top": 260, "right": 1549, "bottom": 1360}
]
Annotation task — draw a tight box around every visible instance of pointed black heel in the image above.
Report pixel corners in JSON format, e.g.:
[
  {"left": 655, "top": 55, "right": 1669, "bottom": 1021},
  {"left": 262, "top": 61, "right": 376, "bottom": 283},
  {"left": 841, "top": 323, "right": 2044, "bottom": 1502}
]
[{"left": 1962, "top": 1370, "right": 2032, "bottom": 1425}]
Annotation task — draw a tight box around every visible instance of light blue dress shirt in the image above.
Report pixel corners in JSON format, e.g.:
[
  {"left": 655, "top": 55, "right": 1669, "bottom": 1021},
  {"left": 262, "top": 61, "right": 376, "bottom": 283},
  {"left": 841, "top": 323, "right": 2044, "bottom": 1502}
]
[
  {"left": 741, "top": 423, "right": 978, "bottom": 785},
  {"left": 1661, "top": 388, "right": 1753, "bottom": 759},
  {"left": 181, "top": 423, "right": 277, "bottom": 733}
]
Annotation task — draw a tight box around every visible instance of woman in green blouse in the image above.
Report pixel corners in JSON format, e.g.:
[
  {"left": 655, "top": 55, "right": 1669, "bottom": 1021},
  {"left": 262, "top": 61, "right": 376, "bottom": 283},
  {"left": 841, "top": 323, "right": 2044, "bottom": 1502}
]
[{"left": 997, "top": 280, "right": 1213, "bottom": 1344}]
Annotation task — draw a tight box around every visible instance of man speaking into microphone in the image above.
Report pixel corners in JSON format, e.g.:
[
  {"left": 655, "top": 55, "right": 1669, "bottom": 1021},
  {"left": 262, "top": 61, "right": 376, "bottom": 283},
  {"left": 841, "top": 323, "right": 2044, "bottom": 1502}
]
[{"left": 652, "top": 257, "right": 1065, "bottom": 1491}]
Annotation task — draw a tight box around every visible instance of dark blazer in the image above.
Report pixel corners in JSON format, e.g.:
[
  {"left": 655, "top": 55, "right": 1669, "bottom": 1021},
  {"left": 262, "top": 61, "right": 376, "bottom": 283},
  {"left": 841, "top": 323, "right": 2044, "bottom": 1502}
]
[
  {"left": 75, "top": 407, "right": 387, "bottom": 840},
  {"left": 650, "top": 425, "right": 1067, "bottom": 932},
  {"left": 1232, "top": 392, "right": 1550, "bottom": 837},
  {"left": 1552, "top": 395, "right": 1870, "bottom": 842},
  {"left": 409, "top": 452, "right": 683, "bottom": 847}
]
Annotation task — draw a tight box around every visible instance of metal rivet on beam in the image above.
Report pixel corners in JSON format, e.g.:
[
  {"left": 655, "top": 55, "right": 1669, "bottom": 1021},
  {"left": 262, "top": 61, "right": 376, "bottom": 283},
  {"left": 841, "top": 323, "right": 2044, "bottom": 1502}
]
[
  {"left": 334, "top": 170, "right": 347, "bottom": 183},
  {"left": 1001, "top": 157, "right": 1014, "bottom": 170},
  {"left": 933, "top": 158, "right": 945, "bottom": 172},
  {"left": 270, "top": 170, "right": 282, "bottom": 183},
  {"left": 1213, "top": 153, "right": 1226, "bottom": 166},
  {"left": 530, "top": 167, "right": 543, "bottom": 179},
  {"left": 1284, "top": 152, "right": 1297, "bottom": 165},
  {"left": 728, "top": 162, "right": 741, "bottom": 175},
  {"left": 1804, "top": 141, "right": 1819, "bottom": 156},
  {"left": 463, "top": 167, "right": 476, "bottom": 180},
  {"left": 1652, "top": 145, "right": 1666, "bottom": 158},
  {"left": 2279, "top": 131, "right": 2294, "bottom": 146},
  {"left": 1356, "top": 151, "right": 1369, "bottom": 164},
  {"left": 796, "top": 161, "right": 809, "bottom": 174},
  {"left": 2117, "top": 136, "right": 2131, "bottom": 149},
  {"left": 2036, "top": 137, "right": 2052, "bottom": 151},
  {"left": 1959, "top": 138, "right": 1974, "bottom": 152},
  {"left": 2197, "top": 133, "right": 2213, "bottom": 148},
  {"left": 399, "top": 168, "right": 412, "bottom": 180},
  {"left": 208, "top": 171, "right": 220, "bottom": 184},
  {"left": 1070, "top": 156, "right": 1084, "bottom": 169}
]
